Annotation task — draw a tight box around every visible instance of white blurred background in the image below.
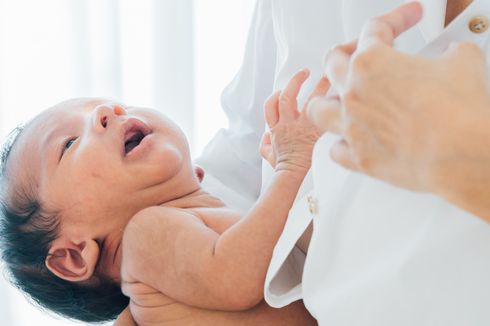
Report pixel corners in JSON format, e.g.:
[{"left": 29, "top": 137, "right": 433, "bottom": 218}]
[{"left": 0, "top": 0, "right": 254, "bottom": 324}]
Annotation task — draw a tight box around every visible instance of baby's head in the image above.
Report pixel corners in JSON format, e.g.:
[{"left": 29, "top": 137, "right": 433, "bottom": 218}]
[{"left": 0, "top": 98, "right": 203, "bottom": 322}]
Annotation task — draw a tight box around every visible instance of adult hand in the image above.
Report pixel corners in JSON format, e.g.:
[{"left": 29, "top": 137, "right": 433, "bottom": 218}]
[{"left": 308, "top": 1, "right": 490, "bottom": 221}]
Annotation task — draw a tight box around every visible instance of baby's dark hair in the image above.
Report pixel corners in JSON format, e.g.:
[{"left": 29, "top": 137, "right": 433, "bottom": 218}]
[{"left": 0, "top": 125, "right": 129, "bottom": 323}]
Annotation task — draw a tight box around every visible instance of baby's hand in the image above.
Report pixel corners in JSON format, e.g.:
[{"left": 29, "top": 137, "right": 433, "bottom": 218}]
[{"left": 260, "top": 69, "right": 330, "bottom": 173}]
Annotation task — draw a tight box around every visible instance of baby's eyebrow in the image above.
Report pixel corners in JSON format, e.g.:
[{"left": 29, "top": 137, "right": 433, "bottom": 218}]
[
  {"left": 55, "top": 141, "right": 65, "bottom": 163},
  {"left": 42, "top": 128, "right": 63, "bottom": 166}
]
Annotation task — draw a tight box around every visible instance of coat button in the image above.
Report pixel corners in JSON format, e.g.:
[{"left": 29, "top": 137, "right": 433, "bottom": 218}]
[
  {"left": 307, "top": 195, "right": 317, "bottom": 215},
  {"left": 469, "top": 16, "right": 489, "bottom": 33}
]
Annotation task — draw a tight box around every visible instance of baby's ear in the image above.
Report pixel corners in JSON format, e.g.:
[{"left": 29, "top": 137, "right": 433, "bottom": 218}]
[
  {"left": 45, "top": 238, "right": 100, "bottom": 282},
  {"left": 194, "top": 165, "right": 205, "bottom": 183}
]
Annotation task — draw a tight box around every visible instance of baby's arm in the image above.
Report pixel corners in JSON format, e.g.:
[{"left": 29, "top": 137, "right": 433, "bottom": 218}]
[{"left": 122, "top": 70, "right": 329, "bottom": 311}]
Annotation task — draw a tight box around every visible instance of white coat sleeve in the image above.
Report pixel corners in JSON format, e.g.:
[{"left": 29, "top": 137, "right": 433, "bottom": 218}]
[{"left": 194, "top": 0, "right": 277, "bottom": 213}]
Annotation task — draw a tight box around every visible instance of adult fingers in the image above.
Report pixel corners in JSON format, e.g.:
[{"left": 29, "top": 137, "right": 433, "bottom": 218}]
[
  {"left": 307, "top": 96, "right": 342, "bottom": 135},
  {"left": 323, "top": 41, "right": 357, "bottom": 68},
  {"left": 324, "top": 2, "right": 422, "bottom": 92},
  {"left": 323, "top": 40, "right": 357, "bottom": 93},
  {"left": 357, "top": 1, "right": 423, "bottom": 50},
  {"left": 330, "top": 139, "right": 358, "bottom": 171},
  {"left": 306, "top": 76, "right": 331, "bottom": 105},
  {"left": 443, "top": 41, "right": 487, "bottom": 70}
]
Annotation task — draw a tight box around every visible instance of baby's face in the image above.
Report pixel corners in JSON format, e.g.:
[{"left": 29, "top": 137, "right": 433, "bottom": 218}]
[{"left": 7, "top": 98, "right": 197, "bottom": 236}]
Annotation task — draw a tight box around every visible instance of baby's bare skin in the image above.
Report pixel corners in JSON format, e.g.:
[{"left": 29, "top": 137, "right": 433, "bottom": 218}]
[
  {"left": 116, "top": 291, "right": 316, "bottom": 326},
  {"left": 4, "top": 70, "right": 324, "bottom": 324},
  {"left": 121, "top": 196, "right": 314, "bottom": 326},
  {"left": 120, "top": 70, "right": 328, "bottom": 322},
  {"left": 120, "top": 197, "right": 315, "bottom": 325},
  {"left": 120, "top": 190, "right": 316, "bottom": 325}
]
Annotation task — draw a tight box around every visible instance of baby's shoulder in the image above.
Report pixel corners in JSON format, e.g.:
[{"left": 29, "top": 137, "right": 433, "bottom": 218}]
[
  {"left": 121, "top": 206, "right": 204, "bottom": 274},
  {"left": 126, "top": 205, "right": 195, "bottom": 230},
  {"left": 123, "top": 206, "right": 199, "bottom": 245}
]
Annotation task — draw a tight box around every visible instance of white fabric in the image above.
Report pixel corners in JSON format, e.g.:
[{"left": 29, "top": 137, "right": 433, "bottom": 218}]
[
  {"left": 263, "top": 1, "right": 490, "bottom": 325},
  {"left": 195, "top": 0, "right": 276, "bottom": 212},
  {"left": 197, "top": 0, "right": 490, "bottom": 324},
  {"left": 417, "top": 0, "right": 447, "bottom": 41}
]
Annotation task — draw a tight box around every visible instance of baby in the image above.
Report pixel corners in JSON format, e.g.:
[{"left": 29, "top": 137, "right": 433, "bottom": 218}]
[{"left": 0, "top": 69, "right": 327, "bottom": 323}]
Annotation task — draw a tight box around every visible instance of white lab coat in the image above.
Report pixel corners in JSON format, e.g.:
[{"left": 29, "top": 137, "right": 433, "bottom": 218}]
[{"left": 196, "top": 0, "right": 490, "bottom": 325}]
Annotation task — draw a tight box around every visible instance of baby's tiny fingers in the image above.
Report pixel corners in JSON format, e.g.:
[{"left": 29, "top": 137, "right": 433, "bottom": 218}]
[
  {"left": 264, "top": 90, "right": 280, "bottom": 127},
  {"left": 261, "top": 130, "right": 272, "bottom": 146},
  {"left": 282, "top": 69, "right": 310, "bottom": 100},
  {"left": 260, "top": 131, "right": 276, "bottom": 167},
  {"left": 279, "top": 69, "right": 310, "bottom": 121}
]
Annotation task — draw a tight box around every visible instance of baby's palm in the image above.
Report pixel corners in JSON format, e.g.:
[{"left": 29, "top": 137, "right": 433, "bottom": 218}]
[{"left": 260, "top": 70, "right": 330, "bottom": 172}]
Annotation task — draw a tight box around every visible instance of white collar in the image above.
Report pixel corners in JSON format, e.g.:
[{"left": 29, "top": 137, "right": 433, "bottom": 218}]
[{"left": 414, "top": 0, "right": 447, "bottom": 41}]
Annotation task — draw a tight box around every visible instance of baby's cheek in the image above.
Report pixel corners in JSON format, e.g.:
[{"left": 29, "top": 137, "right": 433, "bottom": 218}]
[{"left": 151, "top": 144, "right": 185, "bottom": 176}]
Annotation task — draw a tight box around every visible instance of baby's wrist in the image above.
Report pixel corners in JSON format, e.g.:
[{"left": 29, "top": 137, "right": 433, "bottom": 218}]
[{"left": 274, "top": 161, "right": 310, "bottom": 179}]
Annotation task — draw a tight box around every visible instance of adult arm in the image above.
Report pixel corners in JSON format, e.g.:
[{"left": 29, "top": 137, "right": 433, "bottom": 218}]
[{"left": 309, "top": 2, "right": 490, "bottom": 222}]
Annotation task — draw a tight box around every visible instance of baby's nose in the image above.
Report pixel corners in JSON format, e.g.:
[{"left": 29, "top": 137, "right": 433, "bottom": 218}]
[{"left": 93, "top": 103, "right": 127, "bottom": 130}]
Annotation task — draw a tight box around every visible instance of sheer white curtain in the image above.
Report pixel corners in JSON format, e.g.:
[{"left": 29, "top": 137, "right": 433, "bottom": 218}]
[
  {"left": 0, "top": 0, "right": 196, "bottom": 147},
  {"left": 0, "top": 0, "right": 253, "bottom": 325}
]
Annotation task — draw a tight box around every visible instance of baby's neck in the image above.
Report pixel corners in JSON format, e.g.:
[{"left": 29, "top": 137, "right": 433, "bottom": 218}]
[{"left": 160, "top": 188, "right": 226, "bottom": 210}]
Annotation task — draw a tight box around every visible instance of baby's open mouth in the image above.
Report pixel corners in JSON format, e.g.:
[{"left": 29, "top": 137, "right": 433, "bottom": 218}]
[
  {"left": 124, "top": 130, "right": 145, "bottom": 154},
  {"left": 122, "top": 119, "right": 152, "bottom": 156}
]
